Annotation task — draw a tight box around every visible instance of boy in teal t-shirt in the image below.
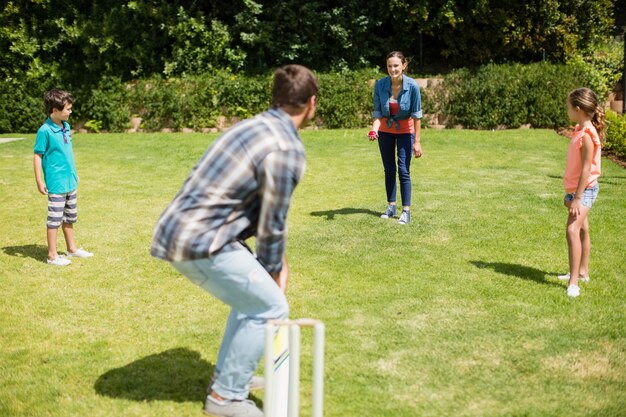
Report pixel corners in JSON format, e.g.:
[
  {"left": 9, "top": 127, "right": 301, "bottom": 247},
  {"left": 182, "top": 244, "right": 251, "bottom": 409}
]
[{"left": 33, "top": 89, "right": 93, "bottom": 266}]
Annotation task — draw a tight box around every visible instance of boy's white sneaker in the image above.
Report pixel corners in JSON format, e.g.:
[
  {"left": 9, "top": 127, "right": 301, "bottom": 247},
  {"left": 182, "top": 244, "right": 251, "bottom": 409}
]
[
  {"left": 558, "top": 272, "right": 590, "bottom": 283},
  {"left": 47, "top": 256, "right": 71, "bottom": 266},
  {"left": 67, "top": 248, "right": 93, "bottom": 258},
  {"left": 566, "top": 285, "right": 580, "bottom": 298}
]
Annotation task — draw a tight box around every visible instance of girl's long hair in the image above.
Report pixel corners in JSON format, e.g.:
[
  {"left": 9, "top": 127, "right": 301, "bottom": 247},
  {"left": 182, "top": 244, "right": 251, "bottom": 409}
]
[{"left": 568, "top": 87, "right": 607, "bottom": 142}]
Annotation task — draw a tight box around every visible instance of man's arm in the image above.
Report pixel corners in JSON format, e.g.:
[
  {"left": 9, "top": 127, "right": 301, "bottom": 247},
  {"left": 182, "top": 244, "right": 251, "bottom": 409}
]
[
  {"left": 271, "top": 254, "right": 289, "bottom": 292},
  {"left": 256, "top": 150, "right": 305, "bottom": 278}
]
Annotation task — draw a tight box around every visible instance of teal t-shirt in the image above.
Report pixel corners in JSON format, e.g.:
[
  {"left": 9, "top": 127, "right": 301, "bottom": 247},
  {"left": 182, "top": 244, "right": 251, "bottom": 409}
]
[{"left": 34, "top": 118, "right": 78, "bottom": 194}]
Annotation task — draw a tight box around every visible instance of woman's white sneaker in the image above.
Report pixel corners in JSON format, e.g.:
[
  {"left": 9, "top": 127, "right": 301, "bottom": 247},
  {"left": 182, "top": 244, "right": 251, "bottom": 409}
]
[{"left": 380, "top": 205, "right": 396, "bottom": 219}]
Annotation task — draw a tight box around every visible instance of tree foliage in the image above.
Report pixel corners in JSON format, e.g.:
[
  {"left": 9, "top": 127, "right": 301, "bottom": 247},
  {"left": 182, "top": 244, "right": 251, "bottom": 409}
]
[
  {"left": 388, "top": 0, "right": 615, "bottom": 65},
  {"left": 1, "top": 0, "right": 616, "bottom": 82},
  {"left": 0, "top": 0, "right": 619, "bottom": 132}
]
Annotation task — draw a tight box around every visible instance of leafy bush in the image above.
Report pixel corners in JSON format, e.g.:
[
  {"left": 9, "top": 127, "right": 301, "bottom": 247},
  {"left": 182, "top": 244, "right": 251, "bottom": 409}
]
[
  {"left": 6, "top": 63, "right": 619, "bottom": 135},
  {"left": 316, "top": 69, "right": 378, "bottom": 129},
  {"left": 567, "top": 39, "right": 624, "bottom": 100},
  {"left": 441, "top": 62, "right": 601, "bottom": 129},
  {"left": 80, "top": 77, "right": 130, "bottom": 132},
  {"left": 164, "top": 8, "right": 246, "bottom": 76},
  {"left": 84, "top": 120, "right": 103, "bottom": 133},
  {"left": 419, "top": 84, "right": 439, "bottom": 120},
  {"left": 0, "top": 79, "right": 54, "bottom": 133},
  {"left": 128, "top": 72, "right": 272, "bottom": 131},
  {"left": 442, "top": 65, "right": 526, "bottom": 129},
  {"left": 605, "top": 110, "right": 626, "bottom": 160},
  {"left": 216, "top": 72, "right": 272, "bottom": 119},
  {"left": 126, "top": 70, "right": 379, "bottom": 131},
  {"left": 129, "top": 77, "right": 183, "bottom": 130}
]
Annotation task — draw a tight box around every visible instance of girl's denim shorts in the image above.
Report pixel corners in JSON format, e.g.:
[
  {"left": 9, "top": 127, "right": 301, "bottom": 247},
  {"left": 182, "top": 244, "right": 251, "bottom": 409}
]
[{"left": 565, "top": 184, "right": 599, "bottom": 208}]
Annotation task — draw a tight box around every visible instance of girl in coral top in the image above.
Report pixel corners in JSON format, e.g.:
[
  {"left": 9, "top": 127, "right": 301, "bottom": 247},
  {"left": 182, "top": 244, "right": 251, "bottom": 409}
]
[
  {"left": 369, "top": 51, "right": 423, "bottom": 225},
  {"left": 559, "top": 88, "right": 606, "bottom": 298}
]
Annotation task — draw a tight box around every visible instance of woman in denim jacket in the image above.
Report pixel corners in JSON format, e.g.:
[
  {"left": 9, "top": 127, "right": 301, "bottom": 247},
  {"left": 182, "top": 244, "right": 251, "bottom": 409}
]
[{"left": 368, "top": 51, "right": 423, "bottom": 225}]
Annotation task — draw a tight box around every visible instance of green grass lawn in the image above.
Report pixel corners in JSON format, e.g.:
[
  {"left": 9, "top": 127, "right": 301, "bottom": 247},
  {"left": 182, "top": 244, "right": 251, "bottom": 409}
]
[{"left": 1, "top": 128, "right": 625, "bottom": 417}]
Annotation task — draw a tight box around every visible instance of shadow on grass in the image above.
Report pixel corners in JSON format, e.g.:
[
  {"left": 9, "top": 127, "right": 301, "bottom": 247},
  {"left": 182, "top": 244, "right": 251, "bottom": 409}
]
[
  {"left": 94, "top": 348, "right": 214, "bottom": 403},
  {"left": 2, "top": 244, "right": 47, "bottom": 262},
  {"left": 471, "top": 261, "right": 562, "bottom": 288},
  {"left": 549, "top": 174, "right": 625, "bottom": 186},
  {"left": 310, "top": 207, "right": 380, "bottom": 220},
  {"left": 599, "top": 175, "right": 626, "bottom": 185}
]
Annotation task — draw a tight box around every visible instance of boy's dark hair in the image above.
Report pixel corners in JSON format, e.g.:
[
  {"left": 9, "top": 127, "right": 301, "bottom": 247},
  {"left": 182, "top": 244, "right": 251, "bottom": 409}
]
[
  {"left": 271, "top": 65, "right": 318, "bottom": 110},
  {"left": 44, "top": 89, "right": 74, "bottom": 115}
]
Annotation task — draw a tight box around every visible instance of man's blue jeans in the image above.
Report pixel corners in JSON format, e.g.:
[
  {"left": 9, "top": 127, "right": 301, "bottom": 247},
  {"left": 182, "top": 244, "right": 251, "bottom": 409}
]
[
  {"left": 377, "top": 132, "right": 414, "bottom": 206},
  {"left": 172, "top": 245, "right": 288, "bottom": 400}
]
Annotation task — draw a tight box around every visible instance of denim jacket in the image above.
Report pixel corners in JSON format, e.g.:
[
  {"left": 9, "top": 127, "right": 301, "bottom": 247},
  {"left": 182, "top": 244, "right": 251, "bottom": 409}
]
[{"left": 372, "top": 75, "right": 422, "bottom": 130}]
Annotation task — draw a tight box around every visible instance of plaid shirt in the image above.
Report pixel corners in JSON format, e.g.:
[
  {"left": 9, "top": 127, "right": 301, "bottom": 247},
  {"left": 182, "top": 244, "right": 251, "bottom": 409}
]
[{"left": 150, "top": 108, "right": 306, "bottom": 274}]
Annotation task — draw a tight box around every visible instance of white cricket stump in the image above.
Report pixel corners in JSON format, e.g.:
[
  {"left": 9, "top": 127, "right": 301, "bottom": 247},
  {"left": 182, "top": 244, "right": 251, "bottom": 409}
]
[{"left": 264, "top": 319, "right": 325, "bottom": 417}]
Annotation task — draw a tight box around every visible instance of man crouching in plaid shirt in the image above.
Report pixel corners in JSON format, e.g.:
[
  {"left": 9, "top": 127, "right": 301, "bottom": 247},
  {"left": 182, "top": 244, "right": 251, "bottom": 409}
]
[{"left": 151, "top": 65, "right": 318, "bottom": 417}]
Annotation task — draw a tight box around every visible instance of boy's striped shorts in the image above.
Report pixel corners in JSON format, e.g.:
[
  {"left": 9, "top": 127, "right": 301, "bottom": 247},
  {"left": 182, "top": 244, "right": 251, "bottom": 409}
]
[{"left": 47, "top": 190, "right": 77, "bottom": 229}]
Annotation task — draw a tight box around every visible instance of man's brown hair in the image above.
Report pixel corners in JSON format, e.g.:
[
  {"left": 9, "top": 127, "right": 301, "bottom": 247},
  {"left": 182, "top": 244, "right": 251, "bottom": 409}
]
[{"left": 271, "top": 65, "right": 318, "bottom": 110}]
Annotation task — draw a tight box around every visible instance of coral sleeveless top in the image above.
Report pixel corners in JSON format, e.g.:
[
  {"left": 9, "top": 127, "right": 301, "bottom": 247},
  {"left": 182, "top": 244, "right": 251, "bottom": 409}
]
[{"left": 564, "top": 124, "right": 601, "bottom": 192}]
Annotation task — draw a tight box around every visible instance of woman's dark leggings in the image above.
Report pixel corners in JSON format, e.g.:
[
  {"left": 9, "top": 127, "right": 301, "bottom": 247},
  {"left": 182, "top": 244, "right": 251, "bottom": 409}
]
[{"left": 377, "top": 131, "right": 414, "bottom": 206}]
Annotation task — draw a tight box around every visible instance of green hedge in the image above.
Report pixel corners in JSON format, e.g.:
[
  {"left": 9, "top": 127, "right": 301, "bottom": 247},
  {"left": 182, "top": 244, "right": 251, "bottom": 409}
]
[
  {"left": 126, "top": 70, "right": 381, "bottom": 131},
  {"left": 605, "top": 110, "right": 626, "bottom": 160},
  {"left": 0, "top": 63, "right": 621, "bottom": 140},
  {"left": 0, "top": 69, "right": 406, "bottom": 133},
  {"left": 0, "top": 80, "right": 53, "bottom": 133},
  {"left": 78, "top": 70, "right": 381, "bottom": 132},
  {"left": 439, "top": 62, "right": 605, "bottom": 129},
  {"left": 80, "top": 76, "right": 131, "bottom": 132},
  {"left": 316, "top": 69, "right": 378, "bottom": 129}
]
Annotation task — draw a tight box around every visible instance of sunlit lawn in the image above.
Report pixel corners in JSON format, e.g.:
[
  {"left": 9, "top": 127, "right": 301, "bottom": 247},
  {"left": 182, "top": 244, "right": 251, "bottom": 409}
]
[{"left": 1, "top": 128, "right": 625, "bottom": 417}]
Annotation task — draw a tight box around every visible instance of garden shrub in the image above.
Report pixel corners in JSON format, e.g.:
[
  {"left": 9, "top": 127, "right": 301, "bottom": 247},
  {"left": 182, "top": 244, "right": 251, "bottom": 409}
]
[
  {"left": 442, "top": 65, "right": 527, "bottom": 129},
  {"left": 130, "top": 77, "right": 185, "bottom": 130},
  {"left": 127, "top": 72, "right": 273, "bottom": 130},
  {"left": 441, "top": 62, "right": 602, "bottom": 129},
  {"left": 419, "top": 85, "right": 439, "bottom": 121},
  {"left": 0, "top": 79, "right": 52, "bottom": 133},
  {"left": 3, "top": 63, "right": 620, "bottom": 135},
  {"left": 125, "top": 69, "right": 379, "bottom": 131},
  {"left": 567, "top": 39, "right": 624, "bottom": 101},
  {"left": 216, "top": 72, "right": 272, "bottom": 119},
  {"left": 80, "top": 76, "right": 130, "bottom": 132},
  {"left": 178, "top": 75, "right": 222, "bottom": 129},
  {"left": 316, "top": 69, "right": 378, "bottom": 129},
  {"left": 605, "top": 110, "right": 626, "bottom": 160}
]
